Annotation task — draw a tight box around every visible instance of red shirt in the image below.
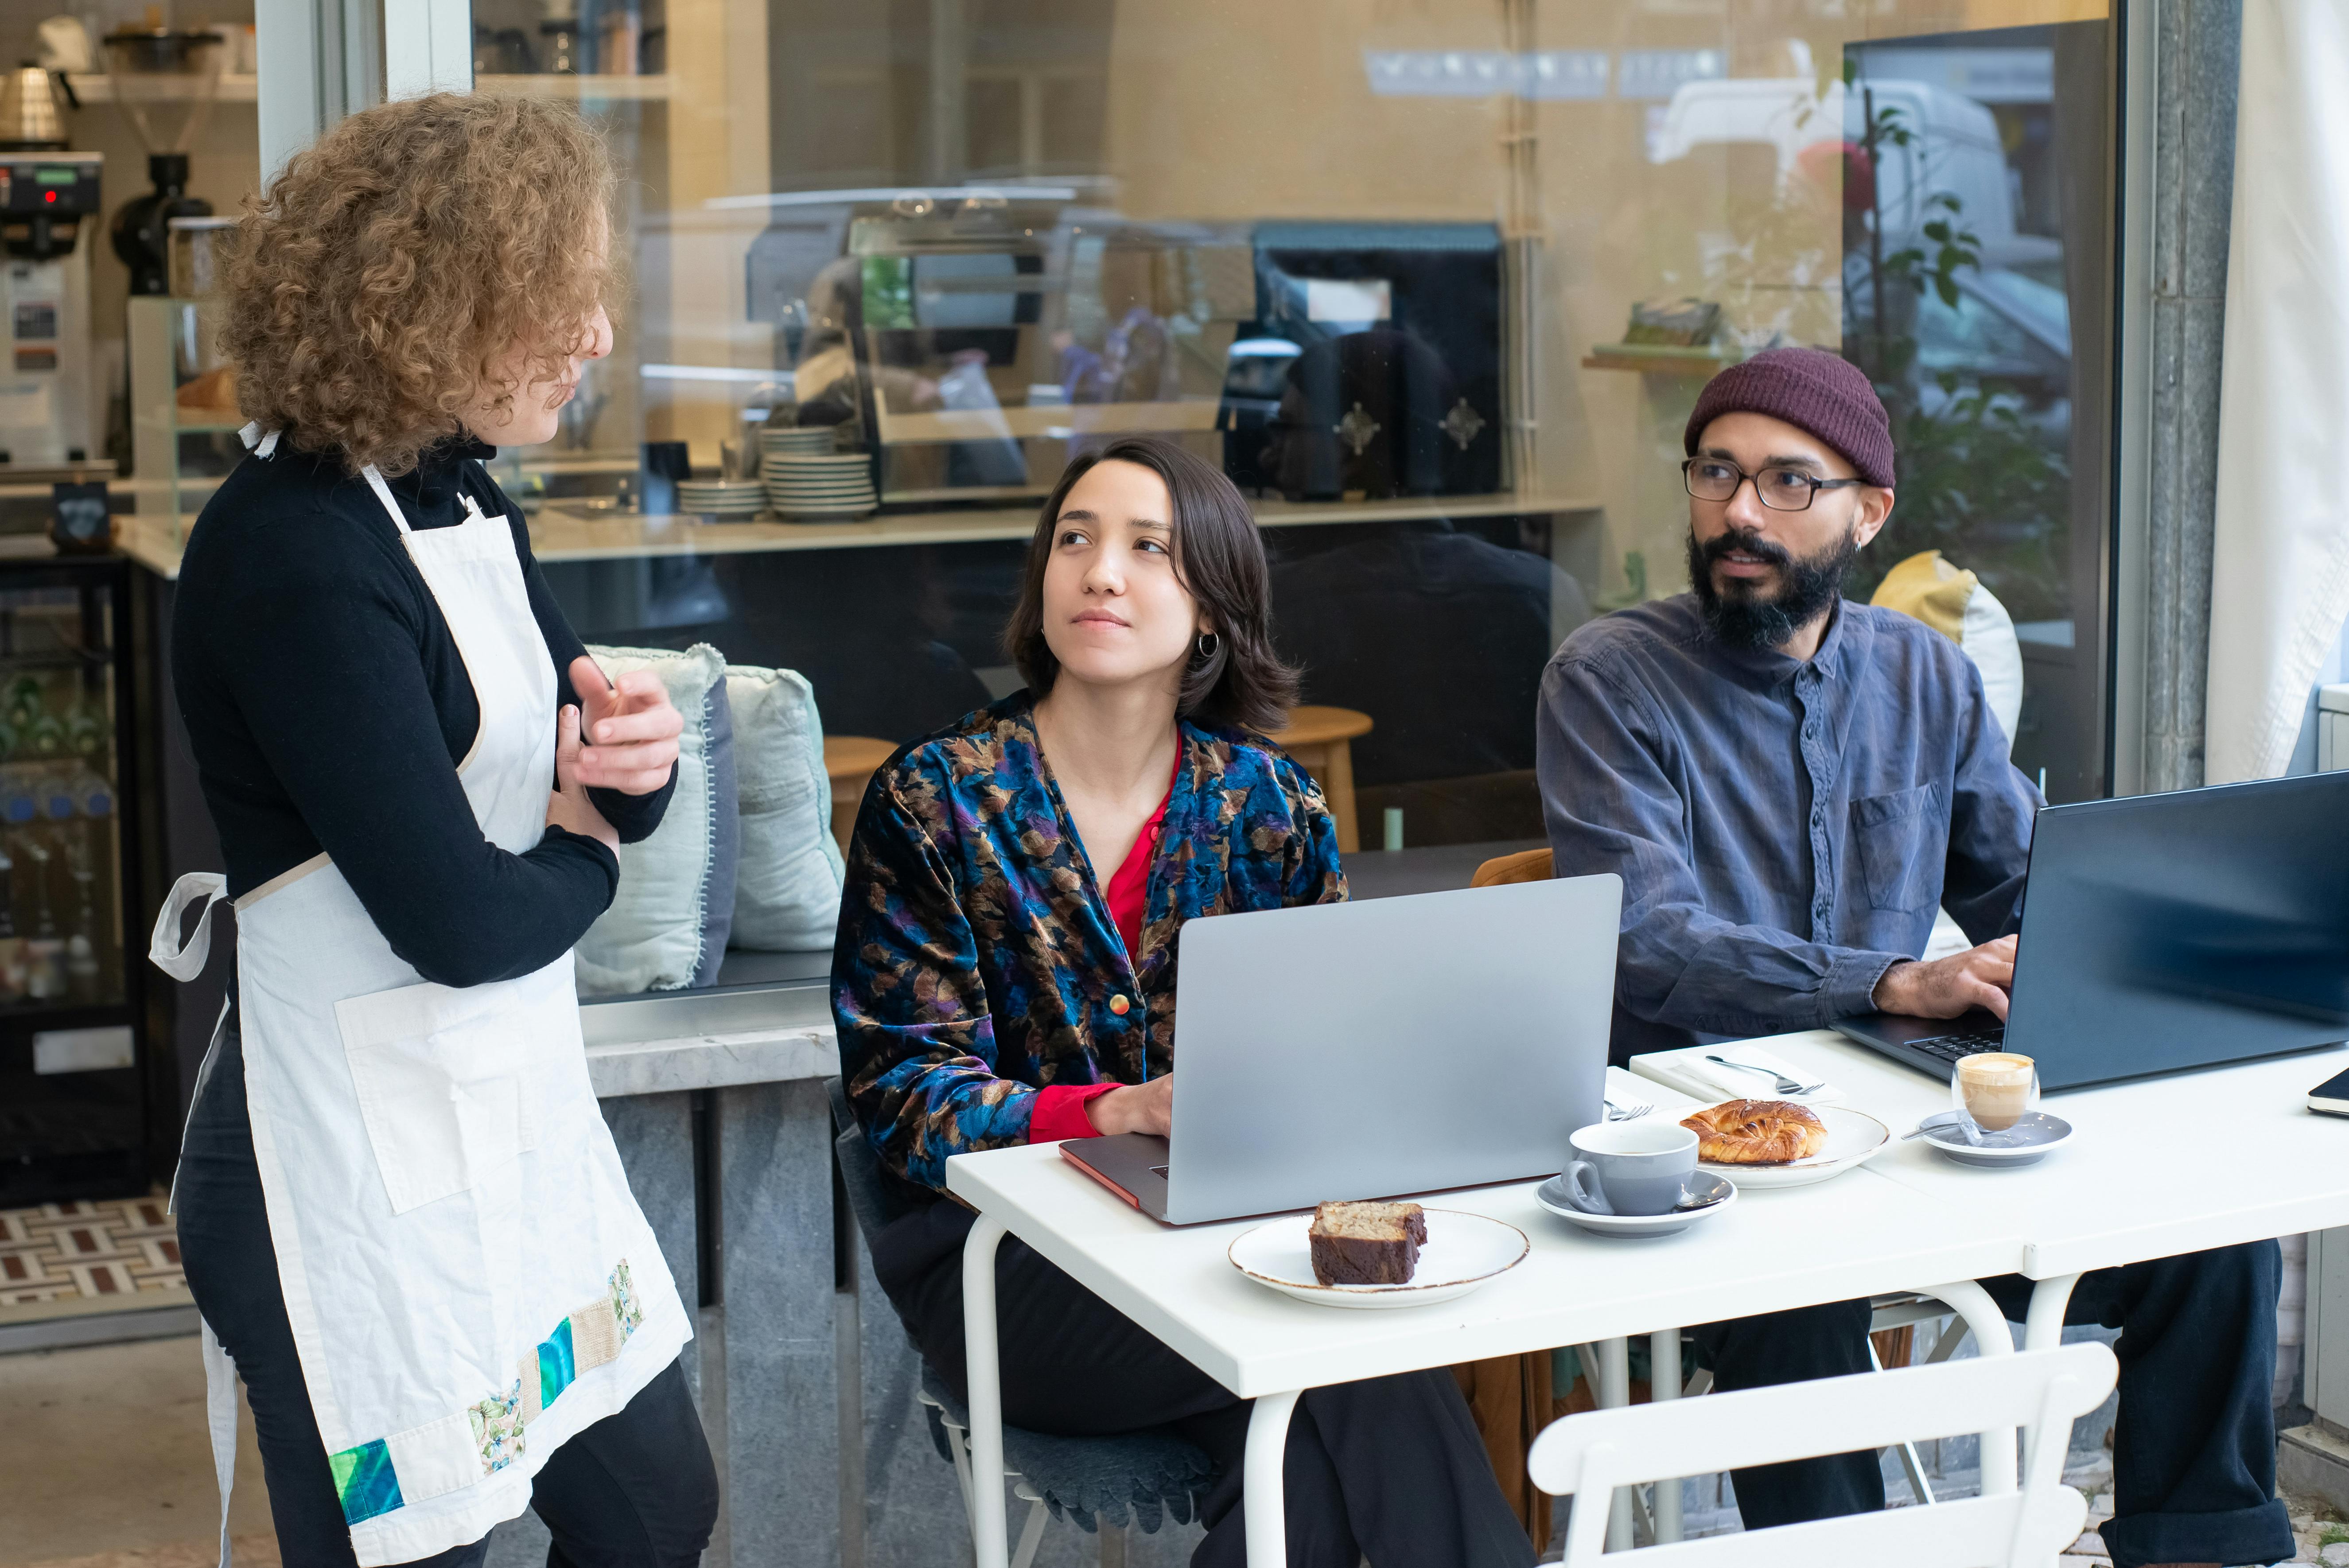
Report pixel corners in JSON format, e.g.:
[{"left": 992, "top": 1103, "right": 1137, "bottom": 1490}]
[{"left": 1028, "top": 755, "right": 1178, "bottom": 1144}]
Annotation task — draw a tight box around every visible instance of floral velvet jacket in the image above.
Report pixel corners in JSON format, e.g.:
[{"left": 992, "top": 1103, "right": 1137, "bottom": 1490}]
[{"left": 834, "top": 693, "right": 1346, "bottom": 1196}]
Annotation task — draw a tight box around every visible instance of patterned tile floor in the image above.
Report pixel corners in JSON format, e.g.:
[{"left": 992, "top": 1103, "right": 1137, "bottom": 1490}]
[{"left": 0, "top": 1193, "right": 184, "bottom": 1313}]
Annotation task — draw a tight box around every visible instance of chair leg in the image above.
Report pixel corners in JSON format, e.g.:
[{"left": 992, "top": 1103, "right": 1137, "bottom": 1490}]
[
  {"left": 1007, "top": 1486, "right": 1050, "bottom": 1568},
  {"left": 1575, "top": 1340, "right": 1635, "bottom": 1553},
  {"left": 1649, "top": 1329, "right": 1684, "bottom": 1544},
  {"left": 1097, "top": 1520, "right": 1128, "bottom": 1568},
  {"left": 933, "top": 1408, "right": 980, "bottom": 1536},
  {"left": 1864, "top": 1328, "right": 1941, "bottom": 1508}
]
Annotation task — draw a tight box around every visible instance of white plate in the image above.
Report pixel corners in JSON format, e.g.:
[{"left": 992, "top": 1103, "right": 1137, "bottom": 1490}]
[
  {"left": 1535, "top": 1170, "right": 1738, "bottom": 1238},
  {"left": 1920, "top": 1111, "right": 2073, "bottom": 1168},
  {"left": 1683, "top": 1104, "right": 1892, "bottom": 1190},
  {"left": 1228, "top": 1209, "right": 1528, "bottom": 1309}
]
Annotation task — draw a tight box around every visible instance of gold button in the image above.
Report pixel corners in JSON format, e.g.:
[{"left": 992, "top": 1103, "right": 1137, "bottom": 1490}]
[{"left": 1109, "top": 994, "right": 1131, "bottom": 1016}]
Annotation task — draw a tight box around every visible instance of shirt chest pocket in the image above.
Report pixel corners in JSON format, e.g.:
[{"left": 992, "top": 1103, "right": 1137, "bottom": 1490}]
[
  {"left": 334, "top": 979, "right": 541, "bottom": 1215},
  {"left": 1850, "top": 782, "right": 1946, "bottom": 913}
]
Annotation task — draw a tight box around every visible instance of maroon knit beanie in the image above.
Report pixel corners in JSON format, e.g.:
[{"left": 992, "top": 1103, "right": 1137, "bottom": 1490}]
[{"left": 1683, "top": 346, "right": 1896, "bottom": 488}]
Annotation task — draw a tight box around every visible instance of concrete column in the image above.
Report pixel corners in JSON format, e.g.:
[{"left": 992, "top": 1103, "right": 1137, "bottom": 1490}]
[{"left": 2142, "top": 0, "right": 2242, "bottom": 793}]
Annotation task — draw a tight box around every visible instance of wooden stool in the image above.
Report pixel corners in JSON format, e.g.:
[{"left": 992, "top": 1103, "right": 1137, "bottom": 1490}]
[
  {"left": 1267, "top": 705, "right": 1374, "bottom": 854},
  {"left": 822, "top": 734, "right": 897, "bottom": 854}
]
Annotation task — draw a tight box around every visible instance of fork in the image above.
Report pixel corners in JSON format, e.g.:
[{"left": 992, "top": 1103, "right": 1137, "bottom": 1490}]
[
  {"left": 1703, "top": 1054, "right": 1826, "bottom": 1096},
  {"left": 1603, "top": 1100, "right": 1652, "bottom": 1121}
]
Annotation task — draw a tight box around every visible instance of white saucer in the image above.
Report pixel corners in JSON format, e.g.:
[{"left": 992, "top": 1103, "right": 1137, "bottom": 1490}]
[
  {"left": 1918, "top": 1111, "right": 2074, "bottom": 1167},
  {"left": 1688, "top": 1104, "right": 1892, "bottom": 1189},
  {"left": 1228, "top": 1209, "right": 1528, "bottom": 1309},
  {"left": 1536, "top": 1170, "right": 1738, "bottom": 1238}
]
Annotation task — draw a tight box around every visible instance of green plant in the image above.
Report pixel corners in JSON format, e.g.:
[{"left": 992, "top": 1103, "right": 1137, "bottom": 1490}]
[
  {"left": 1847, "top": 372, "right": 2070, "bottom": 621},
  {"left": 1839, "top": 63, "right": 2070, "bottom": 623}
]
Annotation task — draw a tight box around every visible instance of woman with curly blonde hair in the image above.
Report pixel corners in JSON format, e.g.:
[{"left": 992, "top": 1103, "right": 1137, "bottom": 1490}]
[{"left": 159, "top": 93, "right": 716, "bottom": 1568}]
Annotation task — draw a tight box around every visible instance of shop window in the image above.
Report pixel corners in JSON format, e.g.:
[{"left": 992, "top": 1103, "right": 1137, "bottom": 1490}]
[{"left": 514, "top": 0, "right": 2119, "bottom": 905}]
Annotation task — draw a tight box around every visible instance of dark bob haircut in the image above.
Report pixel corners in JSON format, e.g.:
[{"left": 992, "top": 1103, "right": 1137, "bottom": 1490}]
[{"left": 1003, "top": 436, "right": 1299, "bottom": 735}]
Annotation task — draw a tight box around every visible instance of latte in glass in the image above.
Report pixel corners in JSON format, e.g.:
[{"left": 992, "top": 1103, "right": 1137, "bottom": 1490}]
[{"left": 1955, "top": 1052, "right": 2037, "bottom": 1132}]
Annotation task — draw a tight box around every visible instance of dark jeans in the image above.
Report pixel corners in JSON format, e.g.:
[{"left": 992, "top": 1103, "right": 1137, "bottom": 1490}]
[
  {"left": 175, "top": 1011, "right": 719, "bottom": 1568},
  {"left": 1689, "top": 1243, "right": 2291, "bottom": 1568},
  {"left": 875, "top": 1200, "right": 1535, "bottom": 1568}
]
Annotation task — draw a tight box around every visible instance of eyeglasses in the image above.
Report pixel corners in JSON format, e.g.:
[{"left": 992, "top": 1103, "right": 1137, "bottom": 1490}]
[{"left": 1682, "top": 457, "right": 1867, "bottom": 512}]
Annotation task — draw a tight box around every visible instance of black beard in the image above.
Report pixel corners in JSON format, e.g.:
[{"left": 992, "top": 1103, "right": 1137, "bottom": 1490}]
[{"left": 1685, "top": 524, "right": 1860, "bottom": 651}]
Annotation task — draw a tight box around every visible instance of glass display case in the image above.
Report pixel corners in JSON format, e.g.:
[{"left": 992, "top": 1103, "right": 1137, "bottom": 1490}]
[{"left": 0, "top": 556, "right": 151, "bottom": 1204}]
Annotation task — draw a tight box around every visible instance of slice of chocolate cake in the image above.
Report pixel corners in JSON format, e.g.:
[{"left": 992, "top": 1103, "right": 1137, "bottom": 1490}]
[{"left": 1308, "top": 1201, "right": 1428, "bottom": 1286}]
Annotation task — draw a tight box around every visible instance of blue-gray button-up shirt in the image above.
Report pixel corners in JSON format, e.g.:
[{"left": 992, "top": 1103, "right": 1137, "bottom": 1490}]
[{"left": 1536, "top": 593, "right": 2042, "bottom": 1064}]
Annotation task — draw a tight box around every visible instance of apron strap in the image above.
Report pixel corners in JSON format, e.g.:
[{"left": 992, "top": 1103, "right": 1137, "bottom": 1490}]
[
  {"left": 200, "top": 1317, "right": 238, "bottom": 1568},
  {"left": 360, "top": 465, "right": 415, "bottom": 536},
  {"left": 237, "top": 422, "right": 280, "bottom": 460},
  {"left": 149, "top": 872, "right": 229, "bottom": 983}
]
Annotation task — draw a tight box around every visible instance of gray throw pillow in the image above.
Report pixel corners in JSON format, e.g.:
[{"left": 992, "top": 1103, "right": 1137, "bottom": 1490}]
[
  {"left": 574, "top": 643, "right": 739, "bottom": 994},
  {"left": 724, "top": 662, "right": 846, "bottom": 951}
]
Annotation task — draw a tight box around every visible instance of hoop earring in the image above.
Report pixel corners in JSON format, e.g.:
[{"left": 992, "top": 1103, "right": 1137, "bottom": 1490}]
[{"left": 1195, "top": 631, "right": 1221, "bottom": 661}]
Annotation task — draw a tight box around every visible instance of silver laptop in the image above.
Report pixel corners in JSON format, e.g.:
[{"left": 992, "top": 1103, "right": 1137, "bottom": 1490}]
[{"left": 1062, "top": 873, "right": 1621, "bottom": 1225}]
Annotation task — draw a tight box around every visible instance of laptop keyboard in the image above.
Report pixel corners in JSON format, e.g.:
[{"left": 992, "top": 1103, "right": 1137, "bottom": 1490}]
[{"left": 1906, "top": 1030, "right": 2008, "bottom": 1064}]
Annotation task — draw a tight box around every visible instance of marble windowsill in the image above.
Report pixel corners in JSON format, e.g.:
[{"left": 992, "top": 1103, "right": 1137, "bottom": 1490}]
[
  {"left": 586, "top": 1024, "right": 839, "bottom": 1098},
  {"left": 581, "top": 976, "right": 841, "bottom": 1097}
]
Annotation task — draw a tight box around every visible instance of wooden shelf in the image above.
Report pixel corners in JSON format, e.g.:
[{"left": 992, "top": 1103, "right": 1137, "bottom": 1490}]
[
  {"left": 118, "top": 486, "right": 1603, "bottom": 579},
  {"left": 476, "top": 74, "right": 674, "bottom": 101},
  {"left": 1581, "top": 344, "right": 1741, "bottom": 377},
  {"left": 69, "top": 74, "right": 257, "bottom": 104},
  {"left": 520, "top": 491, "right": 1603, "bottom": 564}
]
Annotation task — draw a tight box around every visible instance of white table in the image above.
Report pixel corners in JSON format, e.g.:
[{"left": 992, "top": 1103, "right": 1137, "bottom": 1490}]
[
  {"left": 1644, "top": 1030, "right": 2349, "bottom": 1351},
  {"left": 948, "top": 1035, "right": 2349, "bottom": 1565},
  {"left": 945, "top": 1070, "right": 2026, "bottom": 1567}
]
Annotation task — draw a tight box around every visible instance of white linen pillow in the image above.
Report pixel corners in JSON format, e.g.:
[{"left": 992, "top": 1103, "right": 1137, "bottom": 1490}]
[
  {"left": 574, "top": 643, "right": 739, "bottom": 995},
  {"left": 724, "top": 662, "right": 846, "bottom": 951}
]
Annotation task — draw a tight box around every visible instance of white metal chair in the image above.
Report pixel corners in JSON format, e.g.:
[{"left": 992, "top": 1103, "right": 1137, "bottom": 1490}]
[
  {"left": 1574, "top": 1294, "right": 1978, "bottom": 1548},
  {"left": 1528, "top": 1341, "right": 2116, "bottom": 1567}
]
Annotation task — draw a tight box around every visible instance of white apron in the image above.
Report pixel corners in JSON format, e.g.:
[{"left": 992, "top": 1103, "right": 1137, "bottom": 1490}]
[{"left": 154, "top": 429, "right": 689, "bottom": 1566}]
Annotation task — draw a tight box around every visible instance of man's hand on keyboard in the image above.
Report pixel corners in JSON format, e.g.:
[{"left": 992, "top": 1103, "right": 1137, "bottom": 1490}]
[{"left": 1871, "top": 935, "right": 2019, "bottom": 1021}]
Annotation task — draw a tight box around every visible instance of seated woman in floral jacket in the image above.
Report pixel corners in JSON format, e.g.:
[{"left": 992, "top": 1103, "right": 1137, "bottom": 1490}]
[{"left": 834, "top": 436, "right": 1532, "bottom": 1568}]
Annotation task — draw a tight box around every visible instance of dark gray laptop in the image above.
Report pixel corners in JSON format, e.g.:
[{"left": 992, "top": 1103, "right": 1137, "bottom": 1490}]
[
  {"left": 1063, "top": 873, "right": 1621, "bottom": 1224},
  {"left": 1834, "top": 771, "right": 2349, "bottom": 1090}
]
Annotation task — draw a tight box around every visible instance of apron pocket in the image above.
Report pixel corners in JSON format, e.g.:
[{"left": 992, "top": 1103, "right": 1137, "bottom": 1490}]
[{"left": 335, "top": 979, "right": 537, "bottom": 1215}]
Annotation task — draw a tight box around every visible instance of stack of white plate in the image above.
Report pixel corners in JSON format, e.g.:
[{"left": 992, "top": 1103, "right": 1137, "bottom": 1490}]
[
  {"left": 674, "top": 478, "right": 768, "bottom": 520},
  {"left": 763, "top": 453, "right": 876, "bottom": 520},
  {"left": 759, "top": 426, "right": 835, "bottom": 459}
]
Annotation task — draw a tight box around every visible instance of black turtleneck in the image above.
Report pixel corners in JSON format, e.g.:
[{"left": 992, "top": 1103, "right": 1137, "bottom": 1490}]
[{"left": 171, "top": 435, "right": 676, "bottom": 989}]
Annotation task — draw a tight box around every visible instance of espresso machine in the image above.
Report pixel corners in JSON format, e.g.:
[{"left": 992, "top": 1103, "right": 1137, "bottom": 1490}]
[
  {"left": 747, "top": 191, "right": 1249, "bottom": 507},
  {"left": 0, "top": 153, "right": 102, "bottom": 468}
]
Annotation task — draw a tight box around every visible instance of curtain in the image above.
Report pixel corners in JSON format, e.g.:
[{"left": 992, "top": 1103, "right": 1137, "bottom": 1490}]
[{"left": 2205, "top": 0, "right": 2349, "bottom": 783}]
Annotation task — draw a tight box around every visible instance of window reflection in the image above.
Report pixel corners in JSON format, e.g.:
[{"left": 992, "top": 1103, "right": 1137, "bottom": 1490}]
[{"left": 519, "top": 0, "right": 2116, "bottom": 859}]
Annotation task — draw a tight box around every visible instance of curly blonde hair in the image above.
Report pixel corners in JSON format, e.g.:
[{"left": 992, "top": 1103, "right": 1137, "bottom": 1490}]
[{"left": 222, "top": 93, "right": 618, "bottom": 476}]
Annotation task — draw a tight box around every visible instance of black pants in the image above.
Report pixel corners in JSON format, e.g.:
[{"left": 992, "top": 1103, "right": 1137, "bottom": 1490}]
[
  {"left": 875, "top": 1200, "right": 1535, "bottom": 1568},
  {"left": 175, "top": 1011, "right": 719, "bottom": 1568},
  {"left": 1689, "top": 1243, "right": 2292, "bottom": 1568}
]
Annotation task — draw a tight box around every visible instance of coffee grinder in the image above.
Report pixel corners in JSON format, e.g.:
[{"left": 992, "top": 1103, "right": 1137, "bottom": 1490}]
[
  {"left": 101, "top": 29, "right": 222, "bottom": 296},
  {"left": 0, "top": 66, "right": 101, "bottom": 467}
]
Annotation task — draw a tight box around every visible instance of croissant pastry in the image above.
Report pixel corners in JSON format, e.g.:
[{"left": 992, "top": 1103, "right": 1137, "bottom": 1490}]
[{"left": 1681, "top": 1099, "right": 1828, "bottom": 1165}]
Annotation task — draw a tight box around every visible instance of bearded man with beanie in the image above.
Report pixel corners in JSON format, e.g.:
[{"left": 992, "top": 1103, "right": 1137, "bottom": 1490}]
[{"left": 1536, "top": 346, "right": 2289, "bottom": 1568}]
